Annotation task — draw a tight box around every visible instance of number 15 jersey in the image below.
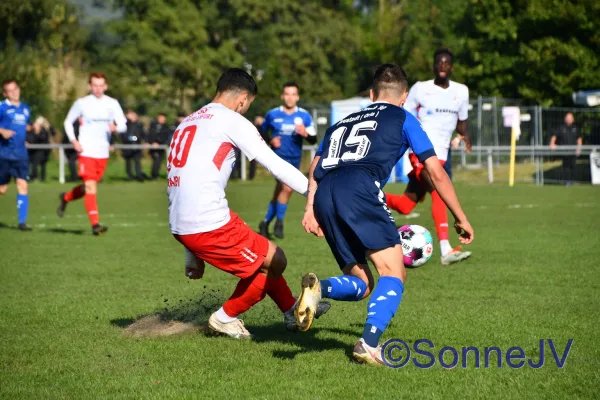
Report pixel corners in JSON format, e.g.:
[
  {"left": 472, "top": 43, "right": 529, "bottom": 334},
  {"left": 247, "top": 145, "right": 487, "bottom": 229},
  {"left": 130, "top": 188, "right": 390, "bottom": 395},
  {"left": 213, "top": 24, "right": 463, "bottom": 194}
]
[
  {"left": 167, "top": 103, "right": 266, "bottom": 235},
  {"left": 314, "top": 102, "right": 435, "bottom": 184}
]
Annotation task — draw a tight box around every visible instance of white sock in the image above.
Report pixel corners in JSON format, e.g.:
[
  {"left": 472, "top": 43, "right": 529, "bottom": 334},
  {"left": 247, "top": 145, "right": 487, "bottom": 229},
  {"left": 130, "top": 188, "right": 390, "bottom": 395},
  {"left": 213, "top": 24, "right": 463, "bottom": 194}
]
[
  {"left": 215, "top": 307, "right": 237, "bottom": 323},
  {"left": 440, "top": 240, "right": 453, "bottom": 257}
]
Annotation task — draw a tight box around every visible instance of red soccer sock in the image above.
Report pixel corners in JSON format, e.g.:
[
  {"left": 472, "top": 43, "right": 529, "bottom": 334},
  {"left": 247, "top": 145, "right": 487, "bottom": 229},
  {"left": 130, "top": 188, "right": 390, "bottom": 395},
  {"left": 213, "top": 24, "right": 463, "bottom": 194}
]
[
  {"left": 267, "top": 275, "right": 296, "bottom": 313},
  {"left": 84, "top": 193, "right": 100, "bottom": 226},
  {"left": 386, "top": 193, "right": 417, "bottom": 215},
  {"left": 223, "top": 272, "right": 268, "bottom": 317},
  {"left": 64, "top": 184, "right": 85, "bottom": 202},
  {"left": 430, "top": 190, "right": 449, "bottom": 241}
]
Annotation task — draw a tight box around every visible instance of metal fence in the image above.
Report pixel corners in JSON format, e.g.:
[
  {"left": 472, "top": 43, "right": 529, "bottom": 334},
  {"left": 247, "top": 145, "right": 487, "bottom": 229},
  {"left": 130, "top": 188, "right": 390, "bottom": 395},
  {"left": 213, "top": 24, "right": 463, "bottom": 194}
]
[{"left": 22, "top": 99, "right": 600, "bottom": 186}]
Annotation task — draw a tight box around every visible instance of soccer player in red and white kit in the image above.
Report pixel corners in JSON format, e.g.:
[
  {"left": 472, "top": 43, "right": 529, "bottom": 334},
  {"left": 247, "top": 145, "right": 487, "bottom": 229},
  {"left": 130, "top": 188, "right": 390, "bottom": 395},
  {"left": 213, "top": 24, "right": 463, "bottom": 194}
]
[
  {"left": 169, "top": 68, "right": 328, "bottom": 339},
  {"left": 57, "top": 72, "right": 127, "bottom": 235},
  {"left": 385, "top": 49, "right": 472, "bottom": 265}
]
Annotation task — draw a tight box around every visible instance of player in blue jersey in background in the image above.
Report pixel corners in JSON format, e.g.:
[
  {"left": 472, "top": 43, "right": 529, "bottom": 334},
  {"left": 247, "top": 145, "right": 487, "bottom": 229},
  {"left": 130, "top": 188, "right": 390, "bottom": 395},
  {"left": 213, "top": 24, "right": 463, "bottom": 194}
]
[
  {"left": 0, "top": 79, "right": 32, "bottom": 231},
  {"left": 294, "top": 64, "right": 474, "bottom": 365},
  {"left": 258, "top": 82, "right": 317, "bottom": 239}
]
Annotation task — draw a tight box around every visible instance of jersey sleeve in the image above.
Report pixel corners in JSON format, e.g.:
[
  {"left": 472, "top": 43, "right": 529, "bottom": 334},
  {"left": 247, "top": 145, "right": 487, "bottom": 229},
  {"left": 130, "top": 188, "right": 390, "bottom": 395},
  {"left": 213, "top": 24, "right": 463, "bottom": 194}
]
[
  {"left": 458, "top": 86, "right": 469, "bottom": 121},
  {"left": 403, "top": 112, "right": 435, "bottom": 162},
  {"left": 0, "top": 104, "right": 7, "bottom": 128},
  {"left": 260, "top": 112, "right": 272, "bottom": 134},
  {"left": 303, "top": 112, "right": 316, "bottom": 136},
  {"left": 225, "top": 116, "right": 269, "bottom": 161},
  {"left": 112, "top": 100, "right": 128, "bottom": 133},
  {"left": 24, "top": 105, "right": 31, "bottom": 124},
  {"left": 315, "top": 137, "right": 325, "bottom": 157},
  {"left": 403, "top": 82, "right": 420, "bottom": 117},
  {"left": 63, "top": 99, "right": 82, "bottom": 142}
]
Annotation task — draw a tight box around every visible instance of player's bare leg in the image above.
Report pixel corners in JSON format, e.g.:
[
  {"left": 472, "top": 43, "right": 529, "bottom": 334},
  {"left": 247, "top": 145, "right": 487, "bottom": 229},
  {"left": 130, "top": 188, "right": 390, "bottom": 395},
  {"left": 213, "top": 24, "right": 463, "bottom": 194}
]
[
  {"left": 351, "top": 245, "right": 406, "bottom": 366},
  {"left": 419, "top": 169, "right": 471, "bottom": 265},
  {"left": 209, "top": 240, "right": 330, "bottom": 338},
  {"left": 385, "top": 178, "right": 425, "bottom": 216}
]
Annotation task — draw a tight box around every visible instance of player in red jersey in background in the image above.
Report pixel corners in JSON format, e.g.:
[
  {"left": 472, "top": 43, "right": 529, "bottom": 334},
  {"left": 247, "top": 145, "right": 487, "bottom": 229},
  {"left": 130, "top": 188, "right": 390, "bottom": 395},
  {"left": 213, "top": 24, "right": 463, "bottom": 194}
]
[
  {"left": 57, "top": 72, "right": 127, "bottom": 235},
  {"left": 169, "top": 68, "right": 328, "bottom": 339},
  {"left": 385, "top": 49, "right": 472, "bottom": 265}
]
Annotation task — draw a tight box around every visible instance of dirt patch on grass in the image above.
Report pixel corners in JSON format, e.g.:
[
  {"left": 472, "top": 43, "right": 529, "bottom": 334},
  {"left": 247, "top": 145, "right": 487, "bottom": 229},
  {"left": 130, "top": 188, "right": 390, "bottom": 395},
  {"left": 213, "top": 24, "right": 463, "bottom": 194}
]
[{"left": 120, "top": 289, "right": 225, "bottom": 338}]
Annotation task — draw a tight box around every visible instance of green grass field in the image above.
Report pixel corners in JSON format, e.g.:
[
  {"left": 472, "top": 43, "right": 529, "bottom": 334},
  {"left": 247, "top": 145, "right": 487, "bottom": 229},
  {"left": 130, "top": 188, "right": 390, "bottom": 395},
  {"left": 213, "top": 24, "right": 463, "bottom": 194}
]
[{"left": 1, "top": 172, "right": 599, "bottom": 399}]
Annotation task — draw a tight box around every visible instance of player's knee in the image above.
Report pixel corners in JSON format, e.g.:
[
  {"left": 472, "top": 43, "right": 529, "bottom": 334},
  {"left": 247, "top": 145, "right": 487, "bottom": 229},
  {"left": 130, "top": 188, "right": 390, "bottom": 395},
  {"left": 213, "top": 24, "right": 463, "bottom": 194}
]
[
  {"left": 264, "top": 245, "right": 287, "bottom": 277},
  {"left": 84, "top": 180, "right": 97, "bottom": 194},
  {"left": 16, "top": 179, "right": 28, "bottom": 195},
  {"left": 0, "top": 185, "right": 7, "bottom": 195}
]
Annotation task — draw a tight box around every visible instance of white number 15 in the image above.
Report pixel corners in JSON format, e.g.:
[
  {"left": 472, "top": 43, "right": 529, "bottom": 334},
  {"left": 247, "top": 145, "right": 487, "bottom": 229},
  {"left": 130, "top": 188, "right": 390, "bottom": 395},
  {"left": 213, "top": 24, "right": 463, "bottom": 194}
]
[{"left": 321, "top": 120, "right": 377, "bottom": 168}]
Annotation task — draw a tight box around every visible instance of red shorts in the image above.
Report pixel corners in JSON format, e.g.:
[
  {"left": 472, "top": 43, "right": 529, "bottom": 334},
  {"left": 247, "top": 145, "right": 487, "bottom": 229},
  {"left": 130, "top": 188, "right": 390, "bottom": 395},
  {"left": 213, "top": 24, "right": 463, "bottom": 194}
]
[
  {"left": 78, "top": 156, "right": 108, "bottom": 182},
  {"left": 408, "top": 153, "right": 445, "bottom": 182},
  {"left": 173, "top": 212, "right": 270, "bottom": 279}
]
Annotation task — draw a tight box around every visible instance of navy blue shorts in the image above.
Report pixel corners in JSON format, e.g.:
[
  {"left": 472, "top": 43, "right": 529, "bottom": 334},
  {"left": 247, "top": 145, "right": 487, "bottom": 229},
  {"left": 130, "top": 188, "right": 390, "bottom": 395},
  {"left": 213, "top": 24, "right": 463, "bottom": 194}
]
[
  {"left": 0, "top": 158, "right": 29, "bottom": 185},
  {"left": 314, "top": 167, "right": 400, "bottom": 269}
]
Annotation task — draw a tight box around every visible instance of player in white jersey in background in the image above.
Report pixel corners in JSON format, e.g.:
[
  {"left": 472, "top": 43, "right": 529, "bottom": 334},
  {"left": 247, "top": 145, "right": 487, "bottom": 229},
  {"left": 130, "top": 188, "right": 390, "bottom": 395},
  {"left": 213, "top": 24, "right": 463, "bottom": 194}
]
[
  {"left": 169, "top": 68, "right": 328, "bottom": 339},
  {"left": 385, "top": 49, "right": 473, "bottom": 265},
  {"left": 57, "top": 72, "right": 127, "bottom": 235}
]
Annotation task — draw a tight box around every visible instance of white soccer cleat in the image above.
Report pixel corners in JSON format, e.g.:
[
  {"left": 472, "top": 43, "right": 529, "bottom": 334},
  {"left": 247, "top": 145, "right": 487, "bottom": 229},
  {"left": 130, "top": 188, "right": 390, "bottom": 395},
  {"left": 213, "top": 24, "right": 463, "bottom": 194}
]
[
  {"left": 353, "top": 339, "right": 385, "bottom": 366},
  {"left": 441, "top": 246, "right": 472, "bottom": 265},
  {"left": 294, "top": 273, "right": 322, "bottom": 332},
  {"left": 208, "top": 313, "right": 253, "bottom": 339}
]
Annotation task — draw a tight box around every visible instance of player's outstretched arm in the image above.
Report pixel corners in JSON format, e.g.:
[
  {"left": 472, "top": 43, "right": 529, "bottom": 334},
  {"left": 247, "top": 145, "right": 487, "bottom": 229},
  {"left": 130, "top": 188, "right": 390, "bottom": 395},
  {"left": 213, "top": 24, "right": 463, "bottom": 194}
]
[
  {"left": 302, "top": 156, "right": 323, "bottom": 237},
  {"left": 423, "top": 157, "right": 474, "bottom": 244},
  {"left": 254, "top": 148, "right": 308, "bottom": 196}
]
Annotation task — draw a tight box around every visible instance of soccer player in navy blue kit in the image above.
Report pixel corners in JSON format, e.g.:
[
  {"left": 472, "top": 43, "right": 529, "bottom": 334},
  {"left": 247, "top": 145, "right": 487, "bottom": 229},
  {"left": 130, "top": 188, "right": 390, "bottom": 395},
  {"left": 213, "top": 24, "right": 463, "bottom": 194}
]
[
  {"left": 258, "top": 82, "right": 317, "bottom": 239},
  {"left": 0, "top": 79, "right": 32, "bottom": 231},
  {"left": 294, "top": 64, "right": 474, "bottom": 365}
]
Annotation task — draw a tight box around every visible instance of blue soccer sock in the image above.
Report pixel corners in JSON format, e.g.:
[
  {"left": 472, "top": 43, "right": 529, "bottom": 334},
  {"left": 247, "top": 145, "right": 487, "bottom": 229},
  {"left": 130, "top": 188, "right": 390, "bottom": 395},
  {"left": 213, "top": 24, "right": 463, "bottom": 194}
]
[
  {"left": 264, "top": 201, "right": 276, "bottom": 224},
  {"left": 320, "top": 276, "right": 367, "bottom": 301},
  {"left": 276, "top": 202, "right": 288, "bottom": 221},
  {"left": 361, "top": 276, "right": 404, "bottom": 348},
  {"left": 17, "top": 193, "right": 29, "bottom": 224}
]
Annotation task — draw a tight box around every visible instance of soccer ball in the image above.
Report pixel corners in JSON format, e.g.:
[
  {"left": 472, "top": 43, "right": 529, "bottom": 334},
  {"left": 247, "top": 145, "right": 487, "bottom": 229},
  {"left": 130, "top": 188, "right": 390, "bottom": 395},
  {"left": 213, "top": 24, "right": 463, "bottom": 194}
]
[{"left": 398, "top": 224, "right": 434, "bottom": 268}]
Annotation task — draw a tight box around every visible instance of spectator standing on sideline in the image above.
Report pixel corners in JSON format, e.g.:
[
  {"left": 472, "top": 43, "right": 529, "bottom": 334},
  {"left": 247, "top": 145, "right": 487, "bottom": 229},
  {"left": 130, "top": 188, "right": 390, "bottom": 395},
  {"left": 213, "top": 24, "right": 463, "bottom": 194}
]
[
  {"left": 147, "top": 112, "right": 171, "bottom": 180},
  {"left": 550, "top": 112, "right": 582, "bottom": 186},
  {"left": 27, "top": 116, "right": 55, "bottom": 182},
  {"left": 121, "top": 109, "right": 145, "bottom": 181}
]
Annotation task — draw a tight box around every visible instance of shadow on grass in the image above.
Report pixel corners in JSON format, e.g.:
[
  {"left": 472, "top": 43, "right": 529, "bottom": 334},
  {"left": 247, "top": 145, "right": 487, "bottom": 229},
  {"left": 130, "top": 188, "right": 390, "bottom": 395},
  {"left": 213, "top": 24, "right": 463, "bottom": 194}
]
[
  {"left": 0, "top": 223, "right": 18, "bottom": 230},
  {"left": 45, "top": 227, "right": 86, "bottom": 235},
  {"left": 111, "top": 289, "right": 361, "bottom": 362}
]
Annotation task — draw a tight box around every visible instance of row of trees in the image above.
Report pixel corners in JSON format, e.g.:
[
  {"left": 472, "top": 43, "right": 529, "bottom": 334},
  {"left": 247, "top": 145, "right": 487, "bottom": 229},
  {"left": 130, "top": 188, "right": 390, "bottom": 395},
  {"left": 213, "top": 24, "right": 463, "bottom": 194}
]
[{"left": 1, "top": 0, "right": 599, "bottom": 126}]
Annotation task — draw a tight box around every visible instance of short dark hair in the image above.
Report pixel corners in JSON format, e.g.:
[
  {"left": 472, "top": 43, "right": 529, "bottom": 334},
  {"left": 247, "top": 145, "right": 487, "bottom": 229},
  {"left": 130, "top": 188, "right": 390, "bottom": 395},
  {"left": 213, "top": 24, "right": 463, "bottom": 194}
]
[
  {"left": 177, "top": 111, "right": 186, "bottom": 118},
  {"left": 372, "top": 64, "right": 408, "bottom": 99},
  {"left": 216, "top": 68, "right": 258, "bottom": 97},
  {"left": 434, "top": 48, "right": 454, "bottom": 64},
  {"left": 89, "top": 71, "right": 107, "bottom": 83},
  {"left": 283, "top": 82, "right": 299, "bottom": 91},
  {"left": 2, "top": 79, "right": 18, "bottom": 89}
]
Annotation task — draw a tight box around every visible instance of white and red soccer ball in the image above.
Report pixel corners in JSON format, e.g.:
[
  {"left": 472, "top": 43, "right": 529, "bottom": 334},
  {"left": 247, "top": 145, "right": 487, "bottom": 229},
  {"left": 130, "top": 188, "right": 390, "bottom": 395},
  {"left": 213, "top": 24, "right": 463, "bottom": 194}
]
[{"left": 398, "top": 224, "right": 434, "bottom": 268}]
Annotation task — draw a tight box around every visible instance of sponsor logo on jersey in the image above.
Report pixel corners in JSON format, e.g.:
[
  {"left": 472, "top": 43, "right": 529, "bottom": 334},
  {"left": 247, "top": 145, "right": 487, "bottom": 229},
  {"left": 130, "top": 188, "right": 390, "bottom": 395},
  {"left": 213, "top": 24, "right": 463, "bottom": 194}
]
[{"left": 435, "top": 108, "right": 458, "bottom": 115}]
